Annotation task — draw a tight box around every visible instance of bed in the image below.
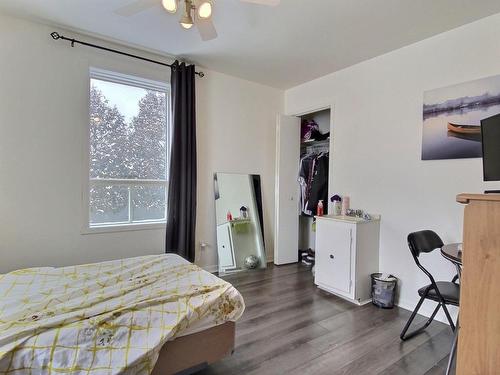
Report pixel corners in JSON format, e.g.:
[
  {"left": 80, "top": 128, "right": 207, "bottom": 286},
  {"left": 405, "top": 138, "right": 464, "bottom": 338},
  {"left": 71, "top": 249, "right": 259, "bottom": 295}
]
[{"left": 0, "top": 254, "right": 244, "bottom": 375}]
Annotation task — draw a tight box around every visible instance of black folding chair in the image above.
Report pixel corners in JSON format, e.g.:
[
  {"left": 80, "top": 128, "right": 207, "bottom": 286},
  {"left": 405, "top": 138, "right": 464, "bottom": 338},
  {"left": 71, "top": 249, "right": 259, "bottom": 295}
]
[{"left": 400, "top": 230, "right": 459, "bottom": 341}]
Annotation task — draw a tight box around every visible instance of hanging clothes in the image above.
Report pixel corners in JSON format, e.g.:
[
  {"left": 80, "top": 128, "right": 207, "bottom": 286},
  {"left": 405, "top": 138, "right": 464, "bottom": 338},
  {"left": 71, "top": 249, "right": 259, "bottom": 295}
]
[
  {"left": 299, "top": 154, "right": 315, "bottom": 215},
  {"left": 307, "top": 152, "right": 329, "bottom": 215},
  {"left": 298, "top": 151, "right": 329, "bottom": 216}
]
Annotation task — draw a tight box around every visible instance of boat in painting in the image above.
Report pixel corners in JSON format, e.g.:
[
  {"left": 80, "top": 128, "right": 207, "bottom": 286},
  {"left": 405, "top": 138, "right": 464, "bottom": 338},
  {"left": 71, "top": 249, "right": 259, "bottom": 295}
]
[{"left": 447, "top": 122, "right": 481, "bottom": 135}]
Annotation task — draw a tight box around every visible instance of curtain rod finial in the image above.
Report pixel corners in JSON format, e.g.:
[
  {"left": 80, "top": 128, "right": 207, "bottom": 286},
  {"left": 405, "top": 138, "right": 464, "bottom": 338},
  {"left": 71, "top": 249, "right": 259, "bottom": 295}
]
[
  {"left": 50, "top": 32, "right": 60, "bottom": 40},
  {"left": 197, "top": 71, "right": 205, "bottom": 78}
]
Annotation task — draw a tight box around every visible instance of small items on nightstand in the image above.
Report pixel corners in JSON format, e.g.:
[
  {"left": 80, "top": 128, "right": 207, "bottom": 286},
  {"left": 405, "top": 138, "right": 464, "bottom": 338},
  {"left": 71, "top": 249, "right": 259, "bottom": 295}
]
[
  {"left": 331, "top": 196, "right": 342, "bottom": 216},
  {"left": 317, "top": 200, "right": 324, "bottom": 216},
  {"left": 341, "top": 196, "right": 350, "bottom": 215}
]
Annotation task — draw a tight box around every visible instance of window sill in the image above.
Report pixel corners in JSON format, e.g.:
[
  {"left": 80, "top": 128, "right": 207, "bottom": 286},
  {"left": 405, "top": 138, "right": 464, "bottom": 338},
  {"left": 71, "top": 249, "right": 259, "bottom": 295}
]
[{"left": 81, "top": 222, "right": 166, "bottom": 235}]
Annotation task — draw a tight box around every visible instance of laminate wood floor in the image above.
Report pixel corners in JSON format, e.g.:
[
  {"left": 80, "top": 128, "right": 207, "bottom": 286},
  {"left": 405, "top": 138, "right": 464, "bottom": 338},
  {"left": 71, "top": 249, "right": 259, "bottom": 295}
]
[{"left": 199, "top": 263, "right": 455, "bottom": 375}]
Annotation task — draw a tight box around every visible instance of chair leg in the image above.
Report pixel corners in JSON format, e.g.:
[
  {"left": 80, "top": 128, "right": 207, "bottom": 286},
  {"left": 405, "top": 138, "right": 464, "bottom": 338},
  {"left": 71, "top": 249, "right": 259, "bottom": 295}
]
[
  {"left": 441, "top": 304, "right": 456, "bottom": 332},
  {"left": 445, "top": 315, "right": 459, "bottom": 375},
  {"left": 400, "top": 295, "right": 441, "bottom": 341}
]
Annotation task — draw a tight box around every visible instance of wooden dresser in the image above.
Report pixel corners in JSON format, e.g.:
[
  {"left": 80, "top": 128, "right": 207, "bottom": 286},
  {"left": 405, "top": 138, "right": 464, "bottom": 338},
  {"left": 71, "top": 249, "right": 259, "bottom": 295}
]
[{"left": 456, "top": 193, "right": 500, "bottom": 375}]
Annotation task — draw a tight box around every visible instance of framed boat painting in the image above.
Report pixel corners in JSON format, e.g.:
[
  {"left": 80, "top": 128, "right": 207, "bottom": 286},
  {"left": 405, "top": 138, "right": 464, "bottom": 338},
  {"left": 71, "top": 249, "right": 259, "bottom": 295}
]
[{"left": 422, "top": 74, "right": 500, "bottom": 160}]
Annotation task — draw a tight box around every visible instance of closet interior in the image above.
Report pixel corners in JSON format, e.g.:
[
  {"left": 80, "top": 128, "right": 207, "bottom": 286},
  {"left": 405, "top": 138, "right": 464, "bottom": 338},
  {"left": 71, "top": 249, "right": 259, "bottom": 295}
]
[{"left": 298, "top": 108, "right": 331, "bottom": 267}]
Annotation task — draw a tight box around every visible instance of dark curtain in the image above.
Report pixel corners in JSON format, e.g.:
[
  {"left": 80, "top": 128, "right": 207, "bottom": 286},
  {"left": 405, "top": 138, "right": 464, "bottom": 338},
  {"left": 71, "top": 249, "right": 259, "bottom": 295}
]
[{"left": 165, "top": 61, "right": 197, "bottom": 262}]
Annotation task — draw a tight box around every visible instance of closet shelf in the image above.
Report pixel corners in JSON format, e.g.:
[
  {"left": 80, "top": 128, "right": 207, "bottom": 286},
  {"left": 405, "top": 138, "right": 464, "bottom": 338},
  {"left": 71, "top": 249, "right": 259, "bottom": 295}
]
[{"left": 300, "top": 139, "right": 330, "bottom": 148}]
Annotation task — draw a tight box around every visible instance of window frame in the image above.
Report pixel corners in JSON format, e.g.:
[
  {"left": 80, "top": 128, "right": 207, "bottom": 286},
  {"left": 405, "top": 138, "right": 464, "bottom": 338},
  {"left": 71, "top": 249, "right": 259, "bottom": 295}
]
[{"left": 82, "top": 68, "right": 171, "bottom": 234}]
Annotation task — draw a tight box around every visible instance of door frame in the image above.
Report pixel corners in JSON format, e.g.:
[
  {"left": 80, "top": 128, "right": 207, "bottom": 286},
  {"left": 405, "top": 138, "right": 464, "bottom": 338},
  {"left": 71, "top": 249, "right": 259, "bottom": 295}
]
[{"left": 274, "top": 101, "right": 335, "bottom": 264}]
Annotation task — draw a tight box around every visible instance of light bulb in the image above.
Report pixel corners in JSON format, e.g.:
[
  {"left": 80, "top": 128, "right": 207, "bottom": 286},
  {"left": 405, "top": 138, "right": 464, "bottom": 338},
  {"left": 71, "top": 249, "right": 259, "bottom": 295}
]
[
  {"left": 180, "top": 11, "right": 194, "bottom": 29},
  {"left": 180, "top": 21, "right": 194, "bottom": 29},
  {"left": 197, "top": 1, "right": 212, "bottom": 19},
  {"left": 162, "top": 0, "right": 177, "bottom": 13}
]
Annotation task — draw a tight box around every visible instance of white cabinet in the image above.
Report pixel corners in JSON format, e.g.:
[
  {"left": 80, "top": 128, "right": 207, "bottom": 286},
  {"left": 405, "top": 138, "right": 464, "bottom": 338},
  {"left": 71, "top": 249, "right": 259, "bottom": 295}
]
[{"left": 315, "top": 215, "right": 380, "bottom": 304}]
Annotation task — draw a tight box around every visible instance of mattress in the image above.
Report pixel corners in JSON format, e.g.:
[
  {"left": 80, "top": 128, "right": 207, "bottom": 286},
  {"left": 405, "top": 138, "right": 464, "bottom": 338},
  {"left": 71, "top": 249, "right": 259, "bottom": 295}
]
[{"left": 0, "top": 254, "right": 245, "bottom": 375}]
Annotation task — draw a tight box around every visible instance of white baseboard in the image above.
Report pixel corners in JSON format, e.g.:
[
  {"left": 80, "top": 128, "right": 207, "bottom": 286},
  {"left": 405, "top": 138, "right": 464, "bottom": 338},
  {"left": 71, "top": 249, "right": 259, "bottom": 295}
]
[{"left": 359, "top": 299, "right": 372, "bottom": 306}]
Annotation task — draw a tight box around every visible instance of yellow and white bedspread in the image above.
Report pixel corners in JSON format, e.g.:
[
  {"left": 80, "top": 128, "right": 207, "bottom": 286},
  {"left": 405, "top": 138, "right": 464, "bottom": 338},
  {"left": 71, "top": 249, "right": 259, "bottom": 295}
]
[{"left": 0, "top": 254, "right": 244, "bottom": 374}]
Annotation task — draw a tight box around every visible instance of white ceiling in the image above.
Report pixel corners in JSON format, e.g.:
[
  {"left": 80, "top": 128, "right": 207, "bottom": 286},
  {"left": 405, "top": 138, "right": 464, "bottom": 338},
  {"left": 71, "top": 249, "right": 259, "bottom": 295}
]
[{"left": 2, "top": 0, "right": 500, "bottom": 89}]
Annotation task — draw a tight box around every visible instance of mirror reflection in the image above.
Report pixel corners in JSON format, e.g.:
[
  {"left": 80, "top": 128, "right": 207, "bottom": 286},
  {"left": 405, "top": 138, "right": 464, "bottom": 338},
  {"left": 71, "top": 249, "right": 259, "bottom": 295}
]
[{"left": 214, "top": 173, "right": 266, "bottom": 274}]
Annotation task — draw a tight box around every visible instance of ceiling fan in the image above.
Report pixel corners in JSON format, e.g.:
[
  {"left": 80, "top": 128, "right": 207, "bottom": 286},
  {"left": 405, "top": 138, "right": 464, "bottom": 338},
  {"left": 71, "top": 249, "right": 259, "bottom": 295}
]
[{"left": 115, "top": 0, "right": 280, "bottom": 41}]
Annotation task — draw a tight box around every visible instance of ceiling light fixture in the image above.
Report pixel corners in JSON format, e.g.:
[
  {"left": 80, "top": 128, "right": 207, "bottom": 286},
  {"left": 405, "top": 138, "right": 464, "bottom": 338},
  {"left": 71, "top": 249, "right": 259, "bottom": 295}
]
[
  {"left": 115, "top": 0, "right": 280, "bottom": 41},
  {"left": 197, "top": 1, "right": 212, "bottom": 19},
  {"left": 179, "top": 0, "right": 194, "bottom": 29},
  {"left": 162, "top": 0, "right": 178, "bottom": 13}
]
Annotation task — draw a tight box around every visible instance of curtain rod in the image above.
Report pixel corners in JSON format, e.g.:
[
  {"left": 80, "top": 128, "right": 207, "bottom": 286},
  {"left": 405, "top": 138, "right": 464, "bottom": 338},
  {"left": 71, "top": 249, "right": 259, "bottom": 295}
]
[{"left": 50, "top": 32, "right": 205, "bottom": 77}]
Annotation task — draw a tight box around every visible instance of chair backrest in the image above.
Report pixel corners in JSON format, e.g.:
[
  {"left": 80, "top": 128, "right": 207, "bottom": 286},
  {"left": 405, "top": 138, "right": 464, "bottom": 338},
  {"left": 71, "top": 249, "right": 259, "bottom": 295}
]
[
  {"left": 407, "top": 230, "right": 447, "bottom": 301},
  {"left": 407, "top": 230, "right": 444, "bottom": 258}
]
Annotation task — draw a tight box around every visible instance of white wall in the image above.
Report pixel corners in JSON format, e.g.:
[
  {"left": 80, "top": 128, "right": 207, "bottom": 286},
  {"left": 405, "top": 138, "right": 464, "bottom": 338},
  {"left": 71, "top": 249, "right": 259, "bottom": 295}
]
[
  {"left": 285, "top": 13, "right": 500, "bottom": 319},
  {"left": 0, "top": 13, "right": 282, "bottom": 274},
  {"left": 196, "top": 71, "right": 282, "bottom": 269}
]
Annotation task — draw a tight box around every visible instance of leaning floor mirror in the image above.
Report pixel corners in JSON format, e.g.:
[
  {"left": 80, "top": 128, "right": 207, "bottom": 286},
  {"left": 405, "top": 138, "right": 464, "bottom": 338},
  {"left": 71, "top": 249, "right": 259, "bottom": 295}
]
[{"left": 214, "top": 173, "right": 266, "bottom": 274}]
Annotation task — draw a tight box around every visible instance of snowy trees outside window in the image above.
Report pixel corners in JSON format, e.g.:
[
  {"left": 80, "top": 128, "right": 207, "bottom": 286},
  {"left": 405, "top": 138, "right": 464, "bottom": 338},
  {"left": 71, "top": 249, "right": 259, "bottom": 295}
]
[{"left": 88, "top": 73, "right": 169, "bottom": 227}]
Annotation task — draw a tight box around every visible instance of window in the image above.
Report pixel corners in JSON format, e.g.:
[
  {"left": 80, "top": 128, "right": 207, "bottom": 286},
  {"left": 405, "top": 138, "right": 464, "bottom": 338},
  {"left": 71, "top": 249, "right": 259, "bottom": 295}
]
[{"left": 87, "top": 69, "right": 170, "bottom": 230}]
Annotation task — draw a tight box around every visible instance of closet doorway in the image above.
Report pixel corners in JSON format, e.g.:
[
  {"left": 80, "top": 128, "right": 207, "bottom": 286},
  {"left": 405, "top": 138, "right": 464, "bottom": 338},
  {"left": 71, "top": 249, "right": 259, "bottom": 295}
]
[{"left": 275, "top": 107, "right": 333, "bottom": 265}]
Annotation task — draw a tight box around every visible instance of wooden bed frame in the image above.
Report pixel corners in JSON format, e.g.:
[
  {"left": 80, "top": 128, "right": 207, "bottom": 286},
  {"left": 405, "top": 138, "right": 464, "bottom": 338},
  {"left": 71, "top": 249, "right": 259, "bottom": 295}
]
[{"left": 151, "top": 322, "right": 235, "bottom": 375}]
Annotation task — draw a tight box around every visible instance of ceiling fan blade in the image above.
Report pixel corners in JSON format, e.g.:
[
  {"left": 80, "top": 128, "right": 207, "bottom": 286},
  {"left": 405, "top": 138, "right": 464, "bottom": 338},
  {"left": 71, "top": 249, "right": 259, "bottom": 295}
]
[
  {"left": 114, "top": 0, "right": 158, "bottom": 17},
  {"left": 197, "top": 18, "right": 218, "bottom": 41},
  {"left": 240, "top": 0, "right": 280, "bottom": 6}
]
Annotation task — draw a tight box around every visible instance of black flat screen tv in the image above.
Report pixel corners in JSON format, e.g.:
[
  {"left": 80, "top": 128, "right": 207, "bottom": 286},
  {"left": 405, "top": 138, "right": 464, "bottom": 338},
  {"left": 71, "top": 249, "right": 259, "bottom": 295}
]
[{"left": 481, "top": 113, "right": 500, "bottom": 182}]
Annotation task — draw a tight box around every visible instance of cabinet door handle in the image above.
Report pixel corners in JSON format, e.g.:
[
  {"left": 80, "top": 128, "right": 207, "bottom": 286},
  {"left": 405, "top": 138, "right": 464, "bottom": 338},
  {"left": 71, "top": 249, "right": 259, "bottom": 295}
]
[{"left": 329, "top": 254, "right": 334, "bottom": 259}]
